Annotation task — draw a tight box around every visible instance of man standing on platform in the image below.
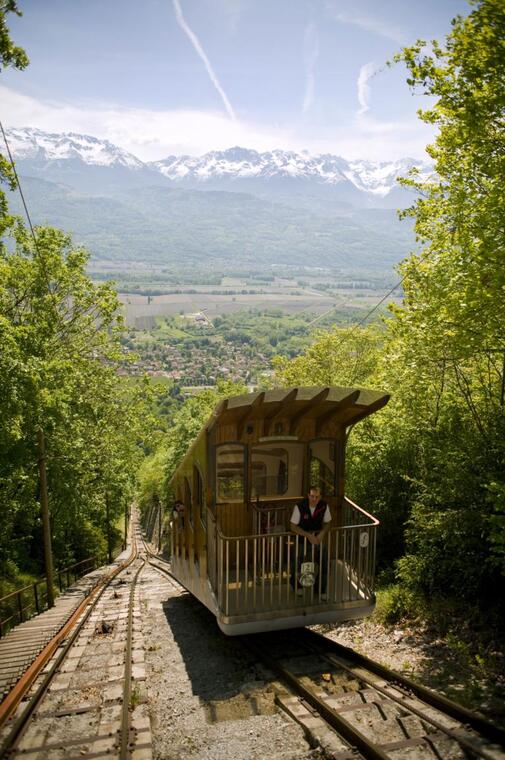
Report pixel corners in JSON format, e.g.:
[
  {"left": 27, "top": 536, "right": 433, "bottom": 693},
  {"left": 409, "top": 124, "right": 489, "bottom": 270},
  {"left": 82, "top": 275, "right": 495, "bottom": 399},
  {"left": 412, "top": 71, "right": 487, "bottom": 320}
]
[{"left": 290, "top": 486, "right": 331, "bottom": 599}]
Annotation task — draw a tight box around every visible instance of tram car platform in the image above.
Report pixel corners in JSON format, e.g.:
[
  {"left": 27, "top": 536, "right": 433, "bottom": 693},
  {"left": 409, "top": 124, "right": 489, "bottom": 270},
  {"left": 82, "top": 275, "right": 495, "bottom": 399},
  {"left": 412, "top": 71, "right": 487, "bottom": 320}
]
[{"left": 169, "top": 386, "right": 389, "bottom": 635}]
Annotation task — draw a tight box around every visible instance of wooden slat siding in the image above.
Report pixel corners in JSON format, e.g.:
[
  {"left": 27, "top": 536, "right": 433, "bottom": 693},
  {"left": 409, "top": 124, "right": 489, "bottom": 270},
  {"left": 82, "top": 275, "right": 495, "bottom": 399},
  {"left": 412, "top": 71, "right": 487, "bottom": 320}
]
[
  {"left": 261, "top": 390, "right": 298, "bottom": 436},
  {"left": 289, "top": 388, "right": 331, "bottom": 435},
  {"left": 174, "top": 432, "right": 208, "bottom": 577},
  {"left": 236, "top": 391, "right": 265, "bottom": 439},
  {"left": 216, "top": 503, "right": 252, "bottom": 537},
  {"left": 193, "top": 434, "right": 208, "bottom": 581},
  {"left": 215, "top": 424, "right": 238, "bottom": 444}
]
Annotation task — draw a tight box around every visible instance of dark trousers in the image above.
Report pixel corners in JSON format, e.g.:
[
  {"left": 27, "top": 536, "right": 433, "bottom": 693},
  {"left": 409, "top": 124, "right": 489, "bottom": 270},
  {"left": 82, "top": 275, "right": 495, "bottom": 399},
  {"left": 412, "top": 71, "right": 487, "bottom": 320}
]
[{"left": 290, "top": 537, "right": 328, "bottom": 593}]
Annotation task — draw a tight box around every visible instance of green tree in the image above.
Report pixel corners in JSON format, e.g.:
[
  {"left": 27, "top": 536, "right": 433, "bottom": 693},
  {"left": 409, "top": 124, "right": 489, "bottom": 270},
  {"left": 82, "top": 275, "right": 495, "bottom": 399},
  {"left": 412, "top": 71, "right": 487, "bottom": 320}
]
[
  {"left": 0, "top": 226, "right": 153, "bottom": 574},
  {"left": 393, "top": 0, "right": 504, "bottom": 394},
  {"left": 273, "top": 324, "right": 383, "bottom": 388},
  {"left": 273, "top": 0, "right": 505, "bottom": 610},
  {"left": 390, "top": 0, "right": 505, "bottom": 594}
]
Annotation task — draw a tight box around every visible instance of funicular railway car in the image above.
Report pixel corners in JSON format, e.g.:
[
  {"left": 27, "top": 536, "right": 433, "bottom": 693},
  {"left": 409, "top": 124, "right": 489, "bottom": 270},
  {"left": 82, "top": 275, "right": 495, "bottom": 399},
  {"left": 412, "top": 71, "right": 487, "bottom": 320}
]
[{"left": 170, "top": 386, "right": 389, "bottom": 635}]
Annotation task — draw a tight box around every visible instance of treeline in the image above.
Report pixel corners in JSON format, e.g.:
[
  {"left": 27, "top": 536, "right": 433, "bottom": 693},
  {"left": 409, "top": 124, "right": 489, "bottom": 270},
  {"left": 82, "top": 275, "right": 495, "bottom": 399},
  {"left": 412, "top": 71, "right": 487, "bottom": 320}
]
[
  {"left": 0, "top": 223, "right": 154, "bottom": 589},
  {"left": 122, "top": 288, "right": 282, "bottom": 296},
  {"left": 0, "top": 7, "right": 154, "bottom": 593}
]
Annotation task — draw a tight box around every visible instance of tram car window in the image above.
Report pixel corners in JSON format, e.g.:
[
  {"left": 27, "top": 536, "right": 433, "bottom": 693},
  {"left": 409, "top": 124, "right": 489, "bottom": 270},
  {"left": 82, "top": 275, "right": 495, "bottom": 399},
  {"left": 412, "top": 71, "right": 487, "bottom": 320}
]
[
  {"left": 169, "top": 386, "right": 389, "bottom": 635},
  {"left": 309, "top": 439, "right": 337, "bottom": 496},
  {"left": 216, "top": 444, "right": 245, "bottom": 503}
]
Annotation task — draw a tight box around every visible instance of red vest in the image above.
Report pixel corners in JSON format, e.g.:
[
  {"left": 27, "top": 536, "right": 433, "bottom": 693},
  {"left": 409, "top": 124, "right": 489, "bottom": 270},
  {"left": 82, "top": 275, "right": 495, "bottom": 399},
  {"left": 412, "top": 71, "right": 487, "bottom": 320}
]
[{"left": 298, "top": 498, "right": 327, "bottom": 532}]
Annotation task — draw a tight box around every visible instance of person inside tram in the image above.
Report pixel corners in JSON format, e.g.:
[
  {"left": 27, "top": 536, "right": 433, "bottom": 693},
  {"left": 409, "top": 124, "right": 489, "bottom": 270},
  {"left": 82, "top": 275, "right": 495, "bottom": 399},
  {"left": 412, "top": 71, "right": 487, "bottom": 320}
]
[
  {"left": 290, "top": 486, "right": 331, "bottom": 598},
  {"left": 173, "top": 500, "right": 185, "bottom": 528}
]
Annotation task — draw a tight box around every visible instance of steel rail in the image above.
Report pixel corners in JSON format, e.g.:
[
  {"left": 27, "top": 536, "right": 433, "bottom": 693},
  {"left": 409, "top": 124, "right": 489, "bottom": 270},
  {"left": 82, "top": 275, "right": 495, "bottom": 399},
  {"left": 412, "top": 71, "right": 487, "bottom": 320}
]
[
  {"left": 139, "top": 535, "right": 187, "bottom": 592},
  {"left": 244, "top": 629, "right": 505, "bottom": 759},
  {"left": 120, "top": 553, "right": 145, "bottom": 760},
  {"left": 321, "top": 650, "right": 500, "bottom": 760},
  {"left": 243, "top": 636, "right": 389, "bottom": 760},
  {"left": 304, "top": 629, "right": 505, "bottom": 748},
  {"left": 0, "top": 529, "right": 139, "bottom": 756}
]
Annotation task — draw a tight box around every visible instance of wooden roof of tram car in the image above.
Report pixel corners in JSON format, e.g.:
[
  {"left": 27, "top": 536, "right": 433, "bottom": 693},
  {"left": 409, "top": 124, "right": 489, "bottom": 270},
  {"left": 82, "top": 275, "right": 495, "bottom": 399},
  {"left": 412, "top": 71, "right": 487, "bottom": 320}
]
[
  {"left": 213, "top": 385, "right": 389, "bottom": 434},
  {"left": 172, "top": 385, "right": 390, "bottom": 495}
]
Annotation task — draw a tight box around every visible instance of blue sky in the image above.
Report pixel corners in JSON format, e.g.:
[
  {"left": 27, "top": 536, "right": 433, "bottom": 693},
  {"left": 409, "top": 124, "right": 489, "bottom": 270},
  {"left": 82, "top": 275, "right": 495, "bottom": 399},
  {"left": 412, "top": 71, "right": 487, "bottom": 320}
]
[{"left": 1, "top": 0, "right": 470, "bottom": 161}]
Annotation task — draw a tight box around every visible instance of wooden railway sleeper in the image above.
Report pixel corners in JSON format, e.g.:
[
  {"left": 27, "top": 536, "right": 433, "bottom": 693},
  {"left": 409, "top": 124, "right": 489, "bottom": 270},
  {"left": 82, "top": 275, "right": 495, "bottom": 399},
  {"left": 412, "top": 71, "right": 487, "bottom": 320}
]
[{"left": 244, "top": 637, "right": 390, "bottom": 760}]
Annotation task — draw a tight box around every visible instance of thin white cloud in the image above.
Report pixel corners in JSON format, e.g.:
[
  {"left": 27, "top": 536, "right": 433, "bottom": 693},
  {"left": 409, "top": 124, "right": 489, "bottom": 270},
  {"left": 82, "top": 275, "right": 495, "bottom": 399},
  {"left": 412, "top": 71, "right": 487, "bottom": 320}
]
[
  {"left": 332, "top": 10, "right": 407, "bottom": 45},
  {"left": 357, "top": 61, "right": 379, "bottom": 115},
  {"left": 0, "top": 85, "right": 286, "bottom": 159},
  {"left": 172, "top": 0, "right": 236, "bottom": 121},
  {"left": 302, "top": 22, "right": 319, "bottom": 114},
  {"left": 0, "top": 85, "right": 435, "bottom": 162}
]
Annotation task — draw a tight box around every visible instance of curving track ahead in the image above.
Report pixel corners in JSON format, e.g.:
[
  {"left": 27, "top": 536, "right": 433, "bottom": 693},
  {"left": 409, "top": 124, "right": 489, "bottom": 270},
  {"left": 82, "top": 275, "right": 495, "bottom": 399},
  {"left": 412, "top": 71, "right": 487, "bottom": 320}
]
[{"left": 0, "top": 518, "right": 150, "bottom": 759}]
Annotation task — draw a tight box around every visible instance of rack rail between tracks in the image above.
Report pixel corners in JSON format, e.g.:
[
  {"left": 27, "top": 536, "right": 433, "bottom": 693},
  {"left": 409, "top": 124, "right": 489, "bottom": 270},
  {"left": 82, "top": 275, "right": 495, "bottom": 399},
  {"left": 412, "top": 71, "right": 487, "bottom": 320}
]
[{"left": 244, "top": 628, "right": 505, "bottom": 760}]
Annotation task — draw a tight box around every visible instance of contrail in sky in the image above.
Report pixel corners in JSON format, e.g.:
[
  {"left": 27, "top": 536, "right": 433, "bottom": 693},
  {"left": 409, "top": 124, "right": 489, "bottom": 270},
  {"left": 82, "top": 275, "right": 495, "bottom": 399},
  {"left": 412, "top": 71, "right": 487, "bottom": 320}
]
[
  {"left": 357, "top": 61, "right": 378, "bottom": 115},
  {"left": 172, "top": 0, "right": 236, "bottom": 121}
]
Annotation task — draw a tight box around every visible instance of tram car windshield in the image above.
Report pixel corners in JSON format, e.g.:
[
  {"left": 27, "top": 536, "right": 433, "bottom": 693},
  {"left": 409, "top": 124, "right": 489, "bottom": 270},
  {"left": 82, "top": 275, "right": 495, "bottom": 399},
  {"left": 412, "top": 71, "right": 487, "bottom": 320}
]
[{"left": 169, "top": 386, "right": 389, "bottom": 635}]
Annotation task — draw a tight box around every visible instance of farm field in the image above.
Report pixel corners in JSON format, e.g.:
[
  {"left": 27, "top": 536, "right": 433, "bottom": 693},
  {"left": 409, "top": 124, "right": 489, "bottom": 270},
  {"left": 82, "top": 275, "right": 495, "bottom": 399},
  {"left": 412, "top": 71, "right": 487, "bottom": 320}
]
[{"left": 118, "top": 280, "right": 401, "bottom": 328}]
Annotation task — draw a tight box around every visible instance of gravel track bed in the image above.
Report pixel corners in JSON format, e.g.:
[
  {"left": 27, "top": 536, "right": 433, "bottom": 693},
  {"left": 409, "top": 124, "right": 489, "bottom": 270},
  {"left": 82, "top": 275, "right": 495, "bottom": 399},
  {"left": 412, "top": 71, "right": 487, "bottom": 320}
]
[{"left": 141, "top": 564, "right": 319, "bottom": 760}]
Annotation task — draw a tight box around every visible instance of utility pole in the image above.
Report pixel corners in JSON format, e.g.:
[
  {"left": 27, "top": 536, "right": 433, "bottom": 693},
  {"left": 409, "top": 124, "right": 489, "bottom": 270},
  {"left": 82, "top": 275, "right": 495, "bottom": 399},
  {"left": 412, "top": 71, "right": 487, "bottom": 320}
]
[
  {"left": 37, "top": 428, "right": 54, "bottom": 608},
  {"left": 124, "top": 502, "right": 128, "bottom": 550},
  {"left": 105, "top": 495, "right": 112, "bottom": 563},
  {"left": 158, "top": 501, "right": 162, "bottom": 552}
]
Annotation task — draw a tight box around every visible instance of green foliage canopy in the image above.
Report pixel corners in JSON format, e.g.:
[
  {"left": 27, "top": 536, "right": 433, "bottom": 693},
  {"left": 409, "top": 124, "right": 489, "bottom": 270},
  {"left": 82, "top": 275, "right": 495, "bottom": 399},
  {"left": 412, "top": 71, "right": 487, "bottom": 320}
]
[
  {"left": 0, "top": 224, "right": 154, "bottom": 574},
  {"left": 276, "top": 0, "right": 505, "bottom": 611}
]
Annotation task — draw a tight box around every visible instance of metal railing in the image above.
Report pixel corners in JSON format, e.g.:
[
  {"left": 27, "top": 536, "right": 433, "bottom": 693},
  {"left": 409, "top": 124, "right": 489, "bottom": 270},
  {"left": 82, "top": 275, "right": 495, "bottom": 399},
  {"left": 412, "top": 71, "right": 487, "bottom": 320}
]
[
  {"left": 216, "top": 497, "right": 378, "bottom": 618},
  {"left": 0, "top": 556, "right": 101, "bottom": 638},
  {"left": 251, "top": 500, "right": 290, "bottom": 535}
]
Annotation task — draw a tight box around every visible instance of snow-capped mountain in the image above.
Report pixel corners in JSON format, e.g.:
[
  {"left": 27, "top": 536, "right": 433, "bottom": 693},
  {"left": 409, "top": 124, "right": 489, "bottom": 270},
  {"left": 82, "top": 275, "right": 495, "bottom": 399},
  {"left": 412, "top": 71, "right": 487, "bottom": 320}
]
[
  {"left": 5, "top": 127, "right": 144, "bottom": 169},
  {"left": 3, "top": 127, "right": 168, "bottom": 193},
  {"left": 3, "top": 128, "right": 432, "bottom": 206},
  {"left": 151, "top": 147, "right": 349, "bottom": 184},
  {"left": 3, "top": 128, "right": 418, "bottom": 269},
  {"left": 149, "top": 146, "right": 432, "bottom": 204}
]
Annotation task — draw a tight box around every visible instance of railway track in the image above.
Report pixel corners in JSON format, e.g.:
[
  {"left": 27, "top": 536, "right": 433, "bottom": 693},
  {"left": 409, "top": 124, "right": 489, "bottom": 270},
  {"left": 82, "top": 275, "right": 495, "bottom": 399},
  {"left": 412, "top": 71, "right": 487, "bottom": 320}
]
[
  {"left": 245, "top": 627, "right": 505, "bottom": 760},
  {"left": 139, "top": 537, "right": 188, "bottom": 595},
  {"left": 4, "top": 524, "right": 502, "bottom": 759},
  {"left": 0, "top": 520, "right": 152, "bottom": 759},
  {"left": 138, "top": 538, "right": 505, "bottom": 758}
]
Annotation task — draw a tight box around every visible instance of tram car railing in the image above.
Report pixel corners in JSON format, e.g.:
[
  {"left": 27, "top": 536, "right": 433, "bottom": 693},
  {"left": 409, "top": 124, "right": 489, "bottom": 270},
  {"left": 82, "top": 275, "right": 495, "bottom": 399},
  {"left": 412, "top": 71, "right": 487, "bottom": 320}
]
[
  {"left": 215, "top": 497, "right": 378, "bottom": 618},
  {"left": 251, "top": 500, "right": 289, "bottom": 536}
]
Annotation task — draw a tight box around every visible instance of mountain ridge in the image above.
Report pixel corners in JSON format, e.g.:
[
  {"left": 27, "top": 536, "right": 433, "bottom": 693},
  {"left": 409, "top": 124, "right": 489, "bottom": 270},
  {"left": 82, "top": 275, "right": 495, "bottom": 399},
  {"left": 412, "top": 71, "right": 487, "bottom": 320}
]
[
  {"left": 2, "top": 127, "right": 417, "bottom": 271},
  {"left": 3, "top": 127, "right": 432, "bottom": 208}
]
